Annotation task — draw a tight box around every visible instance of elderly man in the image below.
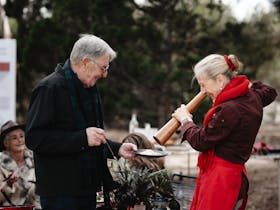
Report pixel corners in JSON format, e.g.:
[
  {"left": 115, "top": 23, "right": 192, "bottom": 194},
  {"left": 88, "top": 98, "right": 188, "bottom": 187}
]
[{"left": 25, "top": 34, "right": 136, "bottom": 210}]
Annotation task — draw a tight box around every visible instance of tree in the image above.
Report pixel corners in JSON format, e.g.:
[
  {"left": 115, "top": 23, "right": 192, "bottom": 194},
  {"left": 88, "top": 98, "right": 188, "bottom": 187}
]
[{"left": 3, "top": 0, "right": 279, "bottom": 129}]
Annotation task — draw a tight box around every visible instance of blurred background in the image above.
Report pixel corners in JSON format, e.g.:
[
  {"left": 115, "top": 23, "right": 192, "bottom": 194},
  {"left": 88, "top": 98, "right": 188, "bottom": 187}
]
[
  {"left": 1, "top": 1, "right": 280, "bottom": 209},
  {"left": 0, "top": 0, "right": 279, "bottom": 129}
]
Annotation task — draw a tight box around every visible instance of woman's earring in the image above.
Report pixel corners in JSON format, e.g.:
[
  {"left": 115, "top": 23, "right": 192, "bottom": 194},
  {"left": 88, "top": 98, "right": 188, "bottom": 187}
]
[{"left": 220, "top": 87, "right": 223, "bottom": 90}]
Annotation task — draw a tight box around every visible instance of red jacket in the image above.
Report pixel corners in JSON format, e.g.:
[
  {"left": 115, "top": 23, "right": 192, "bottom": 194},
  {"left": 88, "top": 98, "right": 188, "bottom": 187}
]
[
  {"left": 181, "top": 81, "right": 277, "bottom": 210},
  {"left": 181, "top": 81, "right": 277, "bottom": 164}
]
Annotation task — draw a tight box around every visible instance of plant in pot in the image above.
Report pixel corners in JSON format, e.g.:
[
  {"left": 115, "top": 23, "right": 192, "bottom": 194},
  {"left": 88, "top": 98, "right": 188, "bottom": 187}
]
[{"left": 113, "top": 163, "right": 177, "bottom": 210}]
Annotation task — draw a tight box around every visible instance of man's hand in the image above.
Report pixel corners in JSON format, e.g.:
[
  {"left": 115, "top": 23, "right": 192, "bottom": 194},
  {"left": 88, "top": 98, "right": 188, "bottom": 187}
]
[
  {"left": 118, "top": 142, "right": 137, "bottom": 159},
  {"left": 86, "top": 127, "right": 106, "bottom": 146}
]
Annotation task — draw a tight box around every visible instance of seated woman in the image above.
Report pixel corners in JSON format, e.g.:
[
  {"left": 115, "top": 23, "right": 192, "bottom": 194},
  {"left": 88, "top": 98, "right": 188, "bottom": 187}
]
[{"left": 0, "top": 120, "right": 41, "bottom": 209}]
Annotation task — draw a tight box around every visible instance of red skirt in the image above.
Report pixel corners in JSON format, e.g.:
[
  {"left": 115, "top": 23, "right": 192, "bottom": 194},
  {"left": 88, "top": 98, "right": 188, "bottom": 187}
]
[{"left": 190, "top": 155, "right": 248, "bottom": 210}]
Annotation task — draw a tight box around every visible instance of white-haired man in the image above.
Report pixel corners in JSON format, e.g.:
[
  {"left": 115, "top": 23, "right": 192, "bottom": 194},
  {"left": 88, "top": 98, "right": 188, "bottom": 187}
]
[{"left": 26, "top": 34, "right": 137, "bottom": 210}]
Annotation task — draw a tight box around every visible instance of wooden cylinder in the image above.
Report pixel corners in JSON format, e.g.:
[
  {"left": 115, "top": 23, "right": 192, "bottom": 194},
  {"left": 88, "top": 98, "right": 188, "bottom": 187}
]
[{"left": 153, "top": 92, "right": 207, "bottom": 145}]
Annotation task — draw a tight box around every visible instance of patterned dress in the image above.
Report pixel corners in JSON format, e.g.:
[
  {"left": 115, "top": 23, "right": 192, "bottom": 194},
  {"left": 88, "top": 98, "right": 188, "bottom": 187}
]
[{"left": 0, "top": 149, "right": 41, "bottom": 209}]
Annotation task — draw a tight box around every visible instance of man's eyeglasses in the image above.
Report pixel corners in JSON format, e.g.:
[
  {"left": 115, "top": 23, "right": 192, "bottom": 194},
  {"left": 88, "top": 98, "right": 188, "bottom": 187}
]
[{"left": 90, "top": 59, "right": 109, "bottom": 73}]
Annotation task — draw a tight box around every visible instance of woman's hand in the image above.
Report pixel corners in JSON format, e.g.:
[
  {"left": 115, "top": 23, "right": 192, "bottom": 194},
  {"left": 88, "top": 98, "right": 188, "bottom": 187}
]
[
  {"left": 6, "top": 171, "right": 19, "bottom": 187},
  {"left": 172, "top": 104, "right": 193, "bottom": 123}
]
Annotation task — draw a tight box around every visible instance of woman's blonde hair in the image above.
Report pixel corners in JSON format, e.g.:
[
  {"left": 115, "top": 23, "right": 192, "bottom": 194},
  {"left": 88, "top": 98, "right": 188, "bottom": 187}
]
[{"left": 193, "top": 54, "right": 243, "bottom": 80}]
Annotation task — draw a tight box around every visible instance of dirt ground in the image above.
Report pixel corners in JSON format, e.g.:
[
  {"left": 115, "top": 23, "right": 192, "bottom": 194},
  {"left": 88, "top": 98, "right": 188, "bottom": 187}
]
[
  {"left": 245, "top": 124, "right": 280, "bottom": 210},
  {"left": 106, "top": 123, "right": 280, "bottom": 210},
  {"left": 246, "top": 157, "right": 278, "bottom": 210}
]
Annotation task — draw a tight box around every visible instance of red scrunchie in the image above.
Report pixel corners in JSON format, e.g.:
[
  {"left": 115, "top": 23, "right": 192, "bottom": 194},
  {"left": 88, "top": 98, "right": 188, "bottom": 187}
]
[{"left": 224, "top": 55, "right": 236, "bottom": 71}]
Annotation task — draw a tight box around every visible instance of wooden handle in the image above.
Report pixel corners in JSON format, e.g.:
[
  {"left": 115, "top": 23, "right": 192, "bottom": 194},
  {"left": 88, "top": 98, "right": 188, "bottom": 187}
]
[{"left": 153, "top": 92, "right": 207, "bottom": 145}]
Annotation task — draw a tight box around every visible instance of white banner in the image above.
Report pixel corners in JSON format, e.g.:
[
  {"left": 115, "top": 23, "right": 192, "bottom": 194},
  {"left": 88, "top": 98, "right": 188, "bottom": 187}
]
[{"left": 0, "top": 39, "right": 16, "bottom": 125}]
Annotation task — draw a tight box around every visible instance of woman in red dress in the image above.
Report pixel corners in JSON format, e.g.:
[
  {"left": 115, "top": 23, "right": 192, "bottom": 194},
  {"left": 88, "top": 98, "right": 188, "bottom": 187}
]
[{"left": 172, "top": 54, "right": 277, "bottom": 210}]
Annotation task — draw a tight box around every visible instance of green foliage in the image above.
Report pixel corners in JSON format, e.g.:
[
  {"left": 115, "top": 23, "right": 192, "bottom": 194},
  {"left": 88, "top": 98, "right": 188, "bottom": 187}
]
[
  {"left": 274, "top": 0, "right": 280, "bottom": 14},
  {"left": 114, "top": 164, "right": 174, "bottom": 208}
]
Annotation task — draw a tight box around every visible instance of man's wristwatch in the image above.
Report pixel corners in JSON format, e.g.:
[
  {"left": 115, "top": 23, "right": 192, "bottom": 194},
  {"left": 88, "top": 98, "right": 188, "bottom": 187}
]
[{"left": 180, "top": 116, "right": 193, "bottom": 126}]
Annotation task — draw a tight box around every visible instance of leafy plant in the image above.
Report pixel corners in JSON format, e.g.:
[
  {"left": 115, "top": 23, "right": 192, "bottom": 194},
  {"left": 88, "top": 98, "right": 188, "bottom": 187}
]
[{"left": 113, "top": 163, "right": 174, "bottom": 209}]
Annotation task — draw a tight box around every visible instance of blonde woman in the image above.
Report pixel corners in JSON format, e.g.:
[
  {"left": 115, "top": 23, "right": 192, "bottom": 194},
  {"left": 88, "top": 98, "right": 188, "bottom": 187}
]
[{"left": 172, "top": 54, "right": 277, "bottom": 210}]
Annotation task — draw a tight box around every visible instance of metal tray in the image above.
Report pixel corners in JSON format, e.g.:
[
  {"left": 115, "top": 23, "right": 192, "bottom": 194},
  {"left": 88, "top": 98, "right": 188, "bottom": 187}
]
[{"left": 134, "top": 149, "right": 169, "bottom": 158}]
